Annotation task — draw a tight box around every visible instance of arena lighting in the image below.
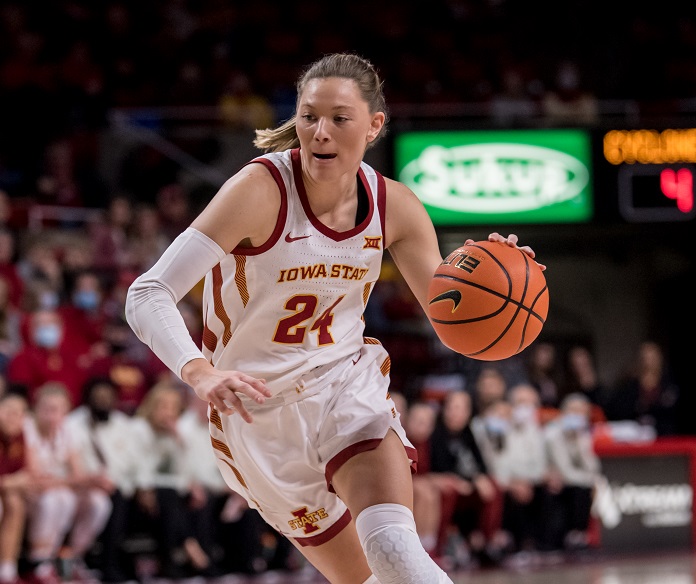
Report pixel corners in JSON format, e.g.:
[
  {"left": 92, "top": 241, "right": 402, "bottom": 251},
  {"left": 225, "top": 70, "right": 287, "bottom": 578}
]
[
  {"left": 394, "top": 129, "right": 593, "bottom": 225},
  {"left": 604, "top": 129, "right": 696, "bottom": 222}
]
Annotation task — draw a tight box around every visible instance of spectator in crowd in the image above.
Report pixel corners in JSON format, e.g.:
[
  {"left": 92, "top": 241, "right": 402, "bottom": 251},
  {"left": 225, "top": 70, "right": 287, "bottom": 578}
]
[
  {"left": 65, "top": 377, "right": 139, "bottom": 583},
  {"left": 489, "top": 64, "right": 541, "bottom": 127},
  {"left": 500, "top": 384, "right": 549, "bottom": 556},
  {"left": 471, "top": 366, "right": 508, "bottom": 416},
  {"left": 403, "top": 400, "right": 441, "bottom": 558},
  {"left": 562, "top": 345, "right": 608, "bottom": 424},
  {"left": 177, "top": 386, "right": 229, "bottom": 578},
  {"left": 58, "top": 269, "right": 109, "bottom": 357},
  {"left": 23, "top": 383, "right": 113, "bottom": 584},
  {"left": 6, "top": 309, "right": 92, "bottom": 407},
  {"left": 0, "top": 228, "right": 23, "bottom": 310},
  {"left": 0, "top": 277, "right": 22, "bottom": 374},
  {"left": 125, "top": 203, "right": 171, "bottom": 274},
  {"left": 86, "top": 317, "right": 154, "bottom": 415},
  {"left": 130, "top": 380, "right": 211, "bottom": 579},
  {"left": 604, "top": 340, "right": 681, "bottom": 436},
  {"left": 87, "top": 195, "right": 133, "bottom": 277},
  {"left": 525, "top": 341, "right": 564, "bottom": 408},
  {"left": 218, "top": 71, "right": 275, "bottom": 131},
  {"left": 541, "top": 60, "right": 599, "bottom": 126},
  {"left": 429, "top": 390, "right": 507, "bottom": 567},
  {"left": 540, "top": 392, "right": 602, "bottom": 552},
  {"left": 15, "top": 239, "right": 63, "bottom": 313},
  {"left": 0, "top": 392, "right": 32, "bottom": 584}
]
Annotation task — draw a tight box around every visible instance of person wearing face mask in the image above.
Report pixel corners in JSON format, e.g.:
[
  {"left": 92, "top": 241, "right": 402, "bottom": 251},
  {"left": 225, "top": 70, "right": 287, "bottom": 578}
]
[
  {"left": 496, "top": 384, "right": 550, "bottom": 560},
  {"left": 6, "top": 309, "right": 92, "bottom": 407},
  {"left": 65, "top": 377, "right": 140, "bottom": 583},
  {"left": 540, "top": 392, "right": 602, "bottom": 552},
  {"left": 58, "top": 270, "right": 108, "bottom": 359}
]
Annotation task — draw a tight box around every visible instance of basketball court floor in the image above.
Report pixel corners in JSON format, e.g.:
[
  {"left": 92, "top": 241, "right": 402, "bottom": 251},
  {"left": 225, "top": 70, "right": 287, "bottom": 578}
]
[{"left": 197, "top": 550, "right": 695, "bottom": 584}]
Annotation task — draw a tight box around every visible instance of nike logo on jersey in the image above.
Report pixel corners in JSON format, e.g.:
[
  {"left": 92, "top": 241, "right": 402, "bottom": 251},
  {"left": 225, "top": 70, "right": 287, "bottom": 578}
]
[
  {"left": 352, "top": 353, "right": 362, "bottom": 366},
  {"left": 285, "top": 233, "right": 311, "bottom": 242}
]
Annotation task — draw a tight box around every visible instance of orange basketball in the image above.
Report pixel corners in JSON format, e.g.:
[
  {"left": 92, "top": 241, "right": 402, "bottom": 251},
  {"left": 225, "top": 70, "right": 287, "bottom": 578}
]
[{"left": 427, "top": 240, "right": 549, "bottom": 361}]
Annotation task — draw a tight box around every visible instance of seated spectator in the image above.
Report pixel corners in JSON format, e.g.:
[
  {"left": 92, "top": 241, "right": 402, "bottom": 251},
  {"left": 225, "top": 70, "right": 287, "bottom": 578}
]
[
  {"left": 429, "top": 390, "right": 507, "bottom": 567},
  {"left": 403, "top": 401, "right": 440, "bottom": 557},
  {"left": 177, "top": 387, "right": 230, "bottom": 577},
  {"left": 604, "top": 340, "right": 681, "bottom": 436},
  {"left": 0, "top": 392, "right": 32, "bottom": 584},
  {"left": 541, "top": 60, "right": 599, "bottom": 126},
  {"left": 540, "top": 392, "right": 602, "bottom": 551},
  {"left": 65, "top": 377, "right": 139, "bottom": 583},
  {"left": 525, "top": 341, "right": 563, "bottom": 408},
  {"left": 130, "top": 381, "right": 211, "bottom": 579},
  {"left": 218, "top": 71, "right": 275, "bottom": 131},
  {"left": 499, "top": 384, "right": 548, "bottom": 555},
  {"left": 58, "top": 269, "right": 109, "bottom": 357},
  {"left": 86, "top": 195, "right": 132, "bottom": 276},
  {"left": 23, "top": 383, "right": 113, "bottom": 584},
  {"left": 471, "top": 365, "right": 508, "bottom": 416},
  {"left": 87, "top": 316, "right": 163, "bottom": 415},
  {"left": 125, "top": 203, "right": 170, "bottom": 274},
  {"left": 6, "top": 309, "right": 92, "bottom": 407},
  {"left": 0, "top": 228, "right": 23, "bottom": 310},
  {"left": 562, "top": 345, "right": 609, "bottom": 424},
  {"left": 0, "top": 277, "right": 22, "bottom": 375}
]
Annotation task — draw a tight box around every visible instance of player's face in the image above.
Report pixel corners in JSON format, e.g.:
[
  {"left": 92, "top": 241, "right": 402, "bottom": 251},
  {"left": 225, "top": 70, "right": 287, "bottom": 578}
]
[{"left": 296, "top": 77, "right": 384, "bottom": 182}]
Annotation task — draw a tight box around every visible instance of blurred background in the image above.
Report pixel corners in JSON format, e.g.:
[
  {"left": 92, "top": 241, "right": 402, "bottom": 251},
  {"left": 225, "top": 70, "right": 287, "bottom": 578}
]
[{"left": 1, "top": 1, "right": 696, "bottom": 580}]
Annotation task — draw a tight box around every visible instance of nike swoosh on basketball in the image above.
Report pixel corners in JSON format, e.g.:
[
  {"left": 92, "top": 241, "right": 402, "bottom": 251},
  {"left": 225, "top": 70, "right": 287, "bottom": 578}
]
[
  {"left": 285, "top": 232, "right": 311, "bottom": 242},
  {"left": 429, "top": 289, "right": 462, "bottom": 311}
]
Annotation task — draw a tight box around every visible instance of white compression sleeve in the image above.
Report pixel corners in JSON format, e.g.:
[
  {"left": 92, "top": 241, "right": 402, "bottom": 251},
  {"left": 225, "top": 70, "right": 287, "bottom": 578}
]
[
  {"left": 125, "top": 227, "right": 227, "bottom": 378},
  {"left": 355, "top": 504, "right": 453, "bottom": 584}
]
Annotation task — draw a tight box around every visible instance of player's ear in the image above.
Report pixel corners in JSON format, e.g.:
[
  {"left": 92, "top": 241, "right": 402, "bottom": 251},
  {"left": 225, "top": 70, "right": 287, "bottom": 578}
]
[{"left": 367, "top": 112, "right": 385, "bottom": 142}]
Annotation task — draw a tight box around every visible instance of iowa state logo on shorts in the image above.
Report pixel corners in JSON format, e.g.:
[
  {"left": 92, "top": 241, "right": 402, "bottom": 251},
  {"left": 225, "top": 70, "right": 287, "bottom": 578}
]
[{"left": 288, "top": 506, "right": 329, "bottom": 534}]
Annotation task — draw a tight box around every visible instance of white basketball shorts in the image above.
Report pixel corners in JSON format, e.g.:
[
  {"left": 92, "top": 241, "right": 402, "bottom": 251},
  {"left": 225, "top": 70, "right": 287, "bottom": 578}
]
[{"left": 208, "top": 341, "right": 417, "bottom": 547}]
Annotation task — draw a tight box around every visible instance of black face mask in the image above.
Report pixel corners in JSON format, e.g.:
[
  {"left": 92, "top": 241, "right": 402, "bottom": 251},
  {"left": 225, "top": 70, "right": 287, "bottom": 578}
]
[{"left": 90, "top": 406, "right": 111, "bottom": 423}]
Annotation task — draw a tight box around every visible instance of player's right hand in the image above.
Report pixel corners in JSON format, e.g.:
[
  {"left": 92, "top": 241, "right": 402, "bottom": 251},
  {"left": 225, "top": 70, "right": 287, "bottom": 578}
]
[{"left": 182, "top": 358, "right": 271, "bottom": 423}]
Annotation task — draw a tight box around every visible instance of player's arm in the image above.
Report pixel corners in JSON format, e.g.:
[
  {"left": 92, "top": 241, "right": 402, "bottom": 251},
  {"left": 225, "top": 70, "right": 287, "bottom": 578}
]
[
  {"left": 125, "top": 164, "right": 277, "bottom": 421},
  {"left": 383, "top": 179, "right": 443, "bottom": 313}
]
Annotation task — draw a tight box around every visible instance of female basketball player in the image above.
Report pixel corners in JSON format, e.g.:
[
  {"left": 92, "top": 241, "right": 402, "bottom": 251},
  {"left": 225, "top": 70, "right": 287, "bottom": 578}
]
[{"left": 126, "top": 53, "right": 543, "bottom": 584}]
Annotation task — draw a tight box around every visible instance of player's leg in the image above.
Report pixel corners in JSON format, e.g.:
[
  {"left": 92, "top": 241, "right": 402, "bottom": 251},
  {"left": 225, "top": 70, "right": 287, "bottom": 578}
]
[
  {"left": 331, "top": 430, "right": 454, "bottom": 584},
  {"left": 289, "top": 522, "right": 374, "bottom": 584}
]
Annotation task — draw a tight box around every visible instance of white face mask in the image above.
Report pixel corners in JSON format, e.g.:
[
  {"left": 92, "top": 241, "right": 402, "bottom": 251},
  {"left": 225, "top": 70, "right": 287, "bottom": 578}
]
[
  {"left": 512, "top": 404, "right": 537, "bottom": 425},
  {"left": 562, "top": 413, "right": 588, "bottom": 432},
  {"left": 33, "top": 324, "right": 62, "bottom": 349}
]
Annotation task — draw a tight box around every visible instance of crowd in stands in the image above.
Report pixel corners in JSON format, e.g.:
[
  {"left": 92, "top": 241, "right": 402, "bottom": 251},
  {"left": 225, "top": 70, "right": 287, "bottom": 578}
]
[
  {"left": 0, "top": 2, "right": 691, "bottom": 582},
  {"left": 2, "top": 0, "right": 696, "bottom": 202},
  {"left": 0, "top": 172, "right": 684, "bottom": 581}
]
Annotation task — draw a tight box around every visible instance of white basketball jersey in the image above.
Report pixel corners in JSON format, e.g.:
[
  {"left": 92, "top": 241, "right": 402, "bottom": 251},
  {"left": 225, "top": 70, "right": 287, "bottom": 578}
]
[{"left": 201, "top": 148, "right": 387, "bottom": 397}]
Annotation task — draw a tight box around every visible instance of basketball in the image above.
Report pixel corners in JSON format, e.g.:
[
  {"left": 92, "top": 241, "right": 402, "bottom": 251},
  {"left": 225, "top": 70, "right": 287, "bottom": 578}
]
[{"left": 427, "top": 240, "right": 549, "bottom": 361}]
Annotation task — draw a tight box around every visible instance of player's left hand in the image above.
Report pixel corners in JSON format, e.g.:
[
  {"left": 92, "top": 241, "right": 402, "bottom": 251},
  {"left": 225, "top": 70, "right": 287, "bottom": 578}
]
[{"left": 466, "top": 232, "right": 546, "bottom": 271}]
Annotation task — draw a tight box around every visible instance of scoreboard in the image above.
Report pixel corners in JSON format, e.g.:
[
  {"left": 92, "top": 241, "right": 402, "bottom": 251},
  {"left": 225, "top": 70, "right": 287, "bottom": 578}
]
[
  {"left": 393, "top": 127, "right": 696, "bottom": 226},
  {"left": 602, "top": 129, "right": 696, "bottom": 223}
]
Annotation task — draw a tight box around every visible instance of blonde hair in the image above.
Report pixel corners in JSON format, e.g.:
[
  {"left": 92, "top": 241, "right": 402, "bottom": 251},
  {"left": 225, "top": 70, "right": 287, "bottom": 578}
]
[
  {"left": 253, "top": 53, "right": 389, "bottom": 153},
  {"left": 136, "top": 380, "right": 184, "bottom": 420}
]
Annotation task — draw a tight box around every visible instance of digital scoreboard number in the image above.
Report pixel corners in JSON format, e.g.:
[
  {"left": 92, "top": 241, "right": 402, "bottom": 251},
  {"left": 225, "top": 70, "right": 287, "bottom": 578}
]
[
  {"left": 604, "top": 129, "right": 696, "bottom": 223},
  {"left": 618, "top": 164, "right": 695, "bottom": 222}
]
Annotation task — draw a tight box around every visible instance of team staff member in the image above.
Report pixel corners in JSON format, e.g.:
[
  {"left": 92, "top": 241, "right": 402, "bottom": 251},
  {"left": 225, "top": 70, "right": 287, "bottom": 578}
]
[{"left": 126, "top": 52, "right": 543, "bottom": 584}]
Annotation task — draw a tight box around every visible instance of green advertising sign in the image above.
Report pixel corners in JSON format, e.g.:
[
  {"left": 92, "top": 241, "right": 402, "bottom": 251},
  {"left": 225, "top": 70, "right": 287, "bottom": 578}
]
[{"left": 395, "top": 129, "right": 593, "bottom": 225}]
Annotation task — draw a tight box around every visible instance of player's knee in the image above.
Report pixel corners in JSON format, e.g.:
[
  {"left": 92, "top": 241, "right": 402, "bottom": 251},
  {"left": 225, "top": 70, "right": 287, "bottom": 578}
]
[{"left": 355, "top": 503, "right": 453, "bottom": 584}]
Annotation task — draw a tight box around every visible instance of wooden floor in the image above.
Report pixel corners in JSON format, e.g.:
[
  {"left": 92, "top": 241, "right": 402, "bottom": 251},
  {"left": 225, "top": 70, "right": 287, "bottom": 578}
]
[{"left": 183, "top": 549, "right": 695, "bottom": 584}]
